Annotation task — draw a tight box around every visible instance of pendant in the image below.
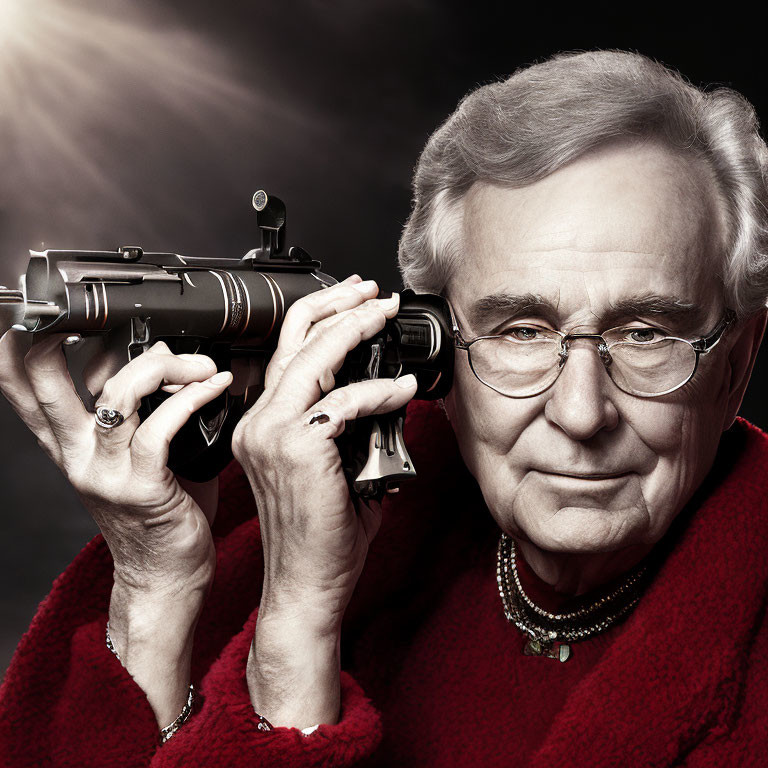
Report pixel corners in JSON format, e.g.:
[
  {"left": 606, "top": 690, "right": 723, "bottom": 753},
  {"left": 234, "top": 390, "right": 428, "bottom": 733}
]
[{"left": 523, "top": 636, "right": 571, "bottom": 662}]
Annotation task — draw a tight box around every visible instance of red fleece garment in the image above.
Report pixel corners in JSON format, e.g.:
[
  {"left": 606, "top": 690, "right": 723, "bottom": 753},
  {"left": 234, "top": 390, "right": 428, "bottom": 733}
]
[{"left": 1, "top": 400, "right": 768, "bottom": 766}]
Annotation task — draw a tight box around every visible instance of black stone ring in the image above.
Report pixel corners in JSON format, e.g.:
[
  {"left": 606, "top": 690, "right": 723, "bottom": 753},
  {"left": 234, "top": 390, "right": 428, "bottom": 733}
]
[{"left": 94, "top": 406, "right": 126, "bottom": 430}]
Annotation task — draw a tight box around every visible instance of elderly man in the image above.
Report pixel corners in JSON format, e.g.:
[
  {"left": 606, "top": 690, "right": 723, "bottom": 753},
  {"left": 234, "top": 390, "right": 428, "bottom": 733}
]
[{"left": 1, "top": 50, "right": 768, "bottom": 766}]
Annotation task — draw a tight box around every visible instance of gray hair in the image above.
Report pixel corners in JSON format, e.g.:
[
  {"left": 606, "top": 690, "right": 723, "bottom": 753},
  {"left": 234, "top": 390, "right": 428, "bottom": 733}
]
[{"left": 398, "top": 50, "right": 768, "bottom": 317}]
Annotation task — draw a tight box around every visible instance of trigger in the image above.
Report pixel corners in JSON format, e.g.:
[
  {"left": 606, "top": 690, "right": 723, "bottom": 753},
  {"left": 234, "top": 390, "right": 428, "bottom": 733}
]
[
  {"left": 128, "top": 316, "right": 151, "bottom": 360},
  {"left": 353, "top": 413, "right": 417, "bottom": 498}
]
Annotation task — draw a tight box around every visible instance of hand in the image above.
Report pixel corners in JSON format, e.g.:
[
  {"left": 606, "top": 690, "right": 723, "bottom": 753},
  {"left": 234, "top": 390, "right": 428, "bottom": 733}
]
[
  {"left": 232, "top": 275, "right": 418, "bottom": 727},
  {"left": 0, "top": 331, "right": 233, "bottom": 724}
]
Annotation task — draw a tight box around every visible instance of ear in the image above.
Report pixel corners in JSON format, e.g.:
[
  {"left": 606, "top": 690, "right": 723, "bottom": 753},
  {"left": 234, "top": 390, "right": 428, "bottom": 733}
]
[{"left": 723, "top": 308, "right": 768, "bottom": 430}]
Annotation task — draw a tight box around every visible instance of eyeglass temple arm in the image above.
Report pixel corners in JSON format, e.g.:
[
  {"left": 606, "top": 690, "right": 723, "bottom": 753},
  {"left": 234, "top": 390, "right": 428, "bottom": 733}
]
[
  {"left": 691, "top": 309, "right": 736, "bottom": 354},
  {"left": 447, "top": 300, "right": 470, "bottom": 349}
]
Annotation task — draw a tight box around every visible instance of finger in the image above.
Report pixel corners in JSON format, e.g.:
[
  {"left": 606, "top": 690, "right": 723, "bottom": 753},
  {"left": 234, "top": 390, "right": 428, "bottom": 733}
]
[
  {"left": 93, "top": 342, "right": 218, "bottom": 451},
  {"left": 302, "top": 294, "right": 398, "bottom": 347},
  {"left": 301, "top": 295, "right": 401, "bottom": 395},
  {"left": 279, "top": 275, "right": 368, "bottom": 347},
  {"left": 97, "top": 343, "right": 217, "bottom": 414},
  {"left": 23, "top": 333, "right": 95, "bottom": 452},
  {"left": 0, "top": 329, "right": 61, "bottom": 458},
  {"left": 264, "top": 276, "right": 378, "bottom": 391},
  {"left": 82, "top": 341, "right": 127, "bottom": 398},
  {"left": 303, "top": 374, "right": 417, "bottom": 439},
  {"left": 270, "top": 295, "right": 400, "bottom": 414},
  {"left": 130, "top": 370, "right": 234, "bottom": 476},
  {"left": 157, "top": 353, "right": 218, "bottom": 395}
]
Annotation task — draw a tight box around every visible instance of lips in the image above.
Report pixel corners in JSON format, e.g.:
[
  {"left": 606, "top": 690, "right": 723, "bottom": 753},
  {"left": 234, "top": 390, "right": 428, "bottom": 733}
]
[{"left": 534, "top": 470, "right": 632, "bottom": 480}]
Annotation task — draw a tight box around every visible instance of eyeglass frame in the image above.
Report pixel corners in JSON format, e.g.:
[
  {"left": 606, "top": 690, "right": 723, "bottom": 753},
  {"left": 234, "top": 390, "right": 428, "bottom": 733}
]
[{"left": 449, "top": 304, "right": 737, "bottom": 399}]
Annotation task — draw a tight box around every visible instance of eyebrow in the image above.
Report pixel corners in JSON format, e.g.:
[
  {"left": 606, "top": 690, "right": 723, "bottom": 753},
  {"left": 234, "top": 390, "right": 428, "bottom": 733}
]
[
  {"left": 465, "top": 293, "right": 555, "bottom": 331},
  {"left": 603, "top": 296, "right": 705, "bottom": 331},
  {"left": 464, "top": 292, "right": 707, "bottom": 333}
]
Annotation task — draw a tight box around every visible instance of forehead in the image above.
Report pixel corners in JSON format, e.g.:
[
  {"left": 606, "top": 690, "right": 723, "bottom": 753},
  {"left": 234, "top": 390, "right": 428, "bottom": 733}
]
[{"left": 448, "top": 141, "right": 725, "bottom": 329}]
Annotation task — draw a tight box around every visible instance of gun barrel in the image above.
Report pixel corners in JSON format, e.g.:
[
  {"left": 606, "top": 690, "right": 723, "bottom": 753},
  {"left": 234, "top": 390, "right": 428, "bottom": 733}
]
[{"left": 0, "top": 288, "right": 23, "bottom": 304}]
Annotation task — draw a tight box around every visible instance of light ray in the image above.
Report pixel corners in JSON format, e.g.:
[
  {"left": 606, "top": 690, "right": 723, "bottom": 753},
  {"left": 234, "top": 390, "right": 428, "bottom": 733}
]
[{"left": 0, "top": 0, "right": 326, "bottom": 273}]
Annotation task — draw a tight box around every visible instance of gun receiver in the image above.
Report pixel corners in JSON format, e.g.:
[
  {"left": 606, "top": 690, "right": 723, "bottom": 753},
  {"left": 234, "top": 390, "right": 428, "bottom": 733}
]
[{"left": 0, "top": 192, "right": 454, "bottom": 497}]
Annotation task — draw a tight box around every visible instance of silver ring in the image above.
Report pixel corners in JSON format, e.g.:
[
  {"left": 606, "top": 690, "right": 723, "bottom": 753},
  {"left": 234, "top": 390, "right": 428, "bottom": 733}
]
[
  {"left": 307, "top": 412, "right": 331, "bottom": 426},
  {"left": 94, "top": 405, "right": 126, "bottom": 430}
]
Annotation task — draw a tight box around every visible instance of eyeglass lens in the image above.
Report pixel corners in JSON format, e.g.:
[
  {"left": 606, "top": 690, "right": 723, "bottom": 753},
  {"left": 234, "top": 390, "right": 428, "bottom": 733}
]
[{"left": 468, "top": 336, "right": 698, "bottom": 397}]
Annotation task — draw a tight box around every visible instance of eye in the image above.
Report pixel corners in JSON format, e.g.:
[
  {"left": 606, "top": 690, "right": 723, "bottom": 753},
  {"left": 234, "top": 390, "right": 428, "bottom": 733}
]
[
  {"left": 624, "top": 327, "right": 667, "bottom": 343},
  {"left": 503, "top": 326, "right": 544, "bottom": 341}
]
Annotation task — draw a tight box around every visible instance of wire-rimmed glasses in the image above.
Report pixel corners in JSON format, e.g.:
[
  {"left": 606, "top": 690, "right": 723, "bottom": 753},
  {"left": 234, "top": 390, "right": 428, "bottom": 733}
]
[{"left": 451, "top": 309, "right": 735, "bottom": 398}]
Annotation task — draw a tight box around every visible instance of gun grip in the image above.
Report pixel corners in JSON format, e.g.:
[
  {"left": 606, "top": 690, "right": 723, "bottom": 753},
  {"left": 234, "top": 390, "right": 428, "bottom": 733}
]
[{"left": 347, "top": 409, "right": 416, "bottom": 500}]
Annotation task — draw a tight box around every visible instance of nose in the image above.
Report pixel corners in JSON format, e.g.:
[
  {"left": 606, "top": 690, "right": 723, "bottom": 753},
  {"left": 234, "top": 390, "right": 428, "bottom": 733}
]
[{"left": 544, "top": 339, "right": 620, "bottom": 440}]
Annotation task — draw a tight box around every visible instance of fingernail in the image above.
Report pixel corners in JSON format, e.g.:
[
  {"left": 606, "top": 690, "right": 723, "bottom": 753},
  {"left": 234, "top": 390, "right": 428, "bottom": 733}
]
[
  {"left": 352, "top": 280, "right": 377, "bottom": 294},
  {"left": 161, "top": 383, "right": 184, "bottom": 393},
  {"left": 208, "top": 371, "right": 233, "bottom": 386},
  {"left": 62, "top": 334, "right": 81, "bottom": 346},
  {"left": 180, "top": 354, "right": 215, "bottom": 369},
  {"left": 395, "top": 373, "right": 417, "bottom": 388},
  {"left": 379, "top": 293, "right": 400, "bottom": 309}
]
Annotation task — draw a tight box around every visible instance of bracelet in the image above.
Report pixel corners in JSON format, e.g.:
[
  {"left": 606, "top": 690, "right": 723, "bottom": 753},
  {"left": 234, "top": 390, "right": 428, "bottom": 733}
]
[
  {"left": 106, "top": 620, "right": 196, "bottom": 744},
  {"left": 256, "top": 713, "right": 274, "bottom": 732},
  {"left": 255, "top": 711, "right": 320, "bottom": 737},
  {"left": 159, "top": 684, "right": 195, "bottom": 744}
]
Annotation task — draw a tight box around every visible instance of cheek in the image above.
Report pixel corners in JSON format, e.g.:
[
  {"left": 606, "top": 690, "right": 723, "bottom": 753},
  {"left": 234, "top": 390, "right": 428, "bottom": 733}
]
[
  {"left": 445, "top": 353, "right": 536, "bottom": 480},
  {"left": 637, "top": 373, "right": 726, "bottom": 461},
  {"left": 625, "top": 374, "right": 728, "bottom": 532}
]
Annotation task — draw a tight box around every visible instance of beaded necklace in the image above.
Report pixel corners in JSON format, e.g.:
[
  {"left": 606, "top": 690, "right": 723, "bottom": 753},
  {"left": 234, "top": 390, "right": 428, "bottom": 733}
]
[{"left": 496, "top": 533, "right": 649, "bottom": 662}]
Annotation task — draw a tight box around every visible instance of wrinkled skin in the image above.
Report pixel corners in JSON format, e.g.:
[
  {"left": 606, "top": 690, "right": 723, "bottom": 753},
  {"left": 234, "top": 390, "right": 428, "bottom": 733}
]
[
  {"left": 0, "top": 333, "right": 233, "bottom": 724},
  {"left": 444, "top": 141, "right": 767, "bottom": 594}
]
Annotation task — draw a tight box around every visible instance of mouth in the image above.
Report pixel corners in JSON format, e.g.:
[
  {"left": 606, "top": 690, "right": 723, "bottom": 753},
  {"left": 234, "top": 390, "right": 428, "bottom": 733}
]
[{"left": 535, "top": 470, "right": 632, "bottom": 481}]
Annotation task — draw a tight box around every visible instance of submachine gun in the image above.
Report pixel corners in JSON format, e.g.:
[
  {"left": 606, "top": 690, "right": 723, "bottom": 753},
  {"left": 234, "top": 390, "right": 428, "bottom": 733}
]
[{"left": 0, "top": 191, "right": 454, "bottom": 498}]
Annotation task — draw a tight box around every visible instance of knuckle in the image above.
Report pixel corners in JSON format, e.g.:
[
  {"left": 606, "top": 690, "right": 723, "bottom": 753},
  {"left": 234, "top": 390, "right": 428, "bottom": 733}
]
[
  {"left": 283, "top": 300, "right": 313, "bottom": 328},
  {"left": 233, "top": 412, "right": 269, "bottom": 453},
  {"left": 324, "top": 387, "right": 353, "bottom": 413},
  {"left": 231, "top": 424, "right": 252, "bottom": 465},
  {"left": 144, "top": 354, "right": 171, "bottom": 379},
  {"left": 98, "top": 377, "right": 116, "bottom": 402},
  {"left": 233, "top": 407, "right": 302, "bottom": 466},
  {"left": 231, "top": 418, "right": 246, "bottom": 449},
  {"left": 178, "top": 353, "right": 215, "bottom": 371},
  {"left": 148, "top": 341, "right": 171, "bottom": 355},
  {"left": 351, "top": 304, "right": 386, "bottom": 329},
  {"left": 99, "top": 377, "right": 122, "bottom": 405},
  {"left": 232, "top": 416, "right": 271, "bottom": 464}
]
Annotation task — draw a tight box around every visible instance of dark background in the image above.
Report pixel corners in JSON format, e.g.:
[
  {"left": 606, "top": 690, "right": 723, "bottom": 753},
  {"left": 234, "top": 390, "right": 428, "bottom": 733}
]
[{"left": 1, "top": 0, "right": 766, "bottom": 676}]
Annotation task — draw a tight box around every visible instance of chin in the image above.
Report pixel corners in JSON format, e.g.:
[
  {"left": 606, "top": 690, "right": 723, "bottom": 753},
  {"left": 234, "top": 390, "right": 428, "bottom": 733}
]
[
  {"left": 511, "top": 504, "right": 650, "bottom": 555},
  {"left": 493, "top": 471, "right": 654, "bottom": 554}
]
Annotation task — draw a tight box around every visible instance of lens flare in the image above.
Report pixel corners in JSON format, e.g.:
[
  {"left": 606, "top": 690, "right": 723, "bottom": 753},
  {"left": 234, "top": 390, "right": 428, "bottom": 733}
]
[{"left": 0, "top": 0, "right": 315, "bottom": 274}]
